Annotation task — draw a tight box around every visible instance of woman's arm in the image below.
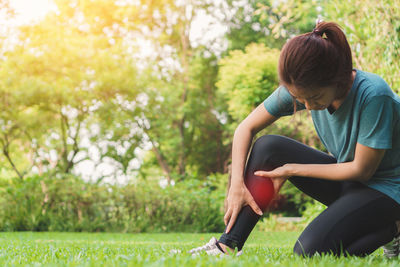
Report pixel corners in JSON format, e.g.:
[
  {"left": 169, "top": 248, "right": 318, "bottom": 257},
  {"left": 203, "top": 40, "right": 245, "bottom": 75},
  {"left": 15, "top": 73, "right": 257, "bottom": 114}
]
[
  {"left": 230, "top": 103, "right": 278, "bottom": 186},
  {"left": 224, "top": 102, "right": 278, "bottom": 233},
  {"left": 255, "top": 143, "right": 385, "bottom": 182}
]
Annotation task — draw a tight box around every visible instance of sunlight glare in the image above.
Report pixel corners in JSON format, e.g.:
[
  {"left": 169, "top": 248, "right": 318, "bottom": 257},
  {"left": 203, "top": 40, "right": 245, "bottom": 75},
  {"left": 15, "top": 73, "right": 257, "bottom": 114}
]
[{"left": 10, "top": 0, "right": 57, "bottom": 25}]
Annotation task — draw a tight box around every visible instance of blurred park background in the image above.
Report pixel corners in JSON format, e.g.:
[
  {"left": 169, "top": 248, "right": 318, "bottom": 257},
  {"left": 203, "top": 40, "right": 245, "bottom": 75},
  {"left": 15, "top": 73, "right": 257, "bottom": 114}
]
[{"left": 0, "top": 0, "right": 399, "bottom": 233}]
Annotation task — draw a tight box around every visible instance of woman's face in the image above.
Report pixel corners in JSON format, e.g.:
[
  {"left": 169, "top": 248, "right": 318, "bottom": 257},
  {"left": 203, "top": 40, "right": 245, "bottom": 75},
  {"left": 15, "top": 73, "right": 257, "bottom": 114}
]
[{"left": 286, "top": 85, "right": 337, "bottom": 111}]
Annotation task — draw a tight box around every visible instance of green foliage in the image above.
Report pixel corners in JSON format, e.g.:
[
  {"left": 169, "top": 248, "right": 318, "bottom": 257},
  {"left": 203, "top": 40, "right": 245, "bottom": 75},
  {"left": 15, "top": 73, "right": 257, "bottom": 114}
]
[
  {"left": 136, "top": 54, "right": 229, "bottom": 180},
  {"left": 323, "top": 0, "right": 400, "bottom": 93},
  {"left": 255, "top": 0, "right": 319, "bottom": 39},
  {"left": 224, "top": 0, "right": 284, "bottom": 52},
  {"left": 217, "top": 43, "right": 280, "bottom": 124},
  {"left": 0, "top": 0, "right": 235, "bottom": 180},
  {"left": 277, "top": 177, "right": 315, "bottom": 216},
  {"left": 0, "top": 175, "right": 109, "bottom": 231},
  {"left": 0, "top": 174, "right": 226, "bottom": 233},
  {"left": 183, "top": 55, "right": 232, "bottom": 175},
  {"left": 259, "top": 199, "right": 327, "bottom": 232},
  {"left": 224, "top": 0, "right": 318, "bottom": 52},
  {"left": 255, "top": 200, "right": 328, "bottom": 232},
  {"left": 300, "top": 200, "right": 327, "bottom": 226},
  {"left": 0, "top": 1, "right": 141, "bottom": 178}
]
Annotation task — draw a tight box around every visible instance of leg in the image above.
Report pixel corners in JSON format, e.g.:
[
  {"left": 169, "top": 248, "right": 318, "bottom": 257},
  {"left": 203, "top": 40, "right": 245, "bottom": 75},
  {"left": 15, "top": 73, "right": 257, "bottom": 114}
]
[
  {"left": 344, "top": 226, "right": 395, "bottom": 256},
  {"left": 219, "top": 135, "right": 342, "bottom": 251},
  {"left": 248, "top": 135, "right": 344, "bottom": 206},
  {"left": 293, "top": 183, "right": 400, "bottom": 257}
]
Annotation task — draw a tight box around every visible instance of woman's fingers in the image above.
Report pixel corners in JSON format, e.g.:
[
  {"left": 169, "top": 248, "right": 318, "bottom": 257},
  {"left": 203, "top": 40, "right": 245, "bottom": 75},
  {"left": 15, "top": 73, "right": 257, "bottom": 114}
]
[
  {"left": 255, "top": 165, "right": 291, "bottom": 179},
  {"left": 225, "top": 208, "right": 240, "bottom": 234},
  {"left": 254, "top": 170, "right": 272, "bottom": 178},
  {"left": 271, "top": 177, "right": 287, "bottom": 194},
  {"left": 248, "top": 199, "right": 263, "bottom": 216},
  {"left": 224, "top": 208, "right": 231, "bottom": 226}
]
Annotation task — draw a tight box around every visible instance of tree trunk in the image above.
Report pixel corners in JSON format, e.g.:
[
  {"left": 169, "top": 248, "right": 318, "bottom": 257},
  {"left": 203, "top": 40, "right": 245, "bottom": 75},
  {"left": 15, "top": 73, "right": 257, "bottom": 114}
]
[
  {"left": 3, "top": 145, "right": 23, "bottom": 180},
  {"left": 177, "top": 10, "right": 191, "bottom": 177},
  {"left": 152, "top": 145, "right": 173, "bottom": 184}
]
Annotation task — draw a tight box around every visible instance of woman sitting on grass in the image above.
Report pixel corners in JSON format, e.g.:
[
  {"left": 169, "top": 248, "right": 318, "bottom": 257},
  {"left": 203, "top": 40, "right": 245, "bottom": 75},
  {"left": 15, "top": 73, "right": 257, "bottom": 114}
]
[{"left": 189, "top": 21, "right": 400, "bottom": 257}]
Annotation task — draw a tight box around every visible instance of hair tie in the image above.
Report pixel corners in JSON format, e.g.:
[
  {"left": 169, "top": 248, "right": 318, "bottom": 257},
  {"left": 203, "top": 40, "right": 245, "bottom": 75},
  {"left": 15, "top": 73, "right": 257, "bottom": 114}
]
[
  {"left": 312, "top": 18, "right": 324, "bottom": 36},
  {"left": 312, "top": 28, "right": 327, "bottom": 39},
  {"left": 312, "top": 28, "right": 321, "bottom": 35}
]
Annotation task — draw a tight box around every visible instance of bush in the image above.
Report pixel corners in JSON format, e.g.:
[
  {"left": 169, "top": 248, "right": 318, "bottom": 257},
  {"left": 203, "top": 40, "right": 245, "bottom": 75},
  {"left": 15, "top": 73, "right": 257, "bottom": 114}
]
[
  {"left": 0, "top": 174, "right": 226, "bottom": 233},
  {"left": 118, "top": 176, "right": 226, "bottom": 233},
  {"left": 255, "top": 200, "right": 327, "bottom": 232},
  {"left": 300, "top": 200, "right": 327, "bottom": 225},
  {"left": 217, "top": 43, "right": 280, "bottom": 124}
]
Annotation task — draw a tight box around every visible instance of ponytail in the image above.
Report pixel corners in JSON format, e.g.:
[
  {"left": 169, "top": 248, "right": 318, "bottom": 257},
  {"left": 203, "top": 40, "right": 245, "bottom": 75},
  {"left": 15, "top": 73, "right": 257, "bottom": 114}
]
[{"left": 278, "top": 21, "right": 353, "bottom": 98}]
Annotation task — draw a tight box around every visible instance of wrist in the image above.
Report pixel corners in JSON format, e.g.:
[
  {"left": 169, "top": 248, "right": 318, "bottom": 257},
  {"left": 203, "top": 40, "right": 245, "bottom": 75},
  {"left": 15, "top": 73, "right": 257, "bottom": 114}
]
[
  {"left": 231, "top": 174, "right": 244, "bottom": 182},
  {"left": 286, "top": 163, "right": 299, "bottom": 177},
  {"left": 230, "top": 177, "right": 245, "bottom": 188}
]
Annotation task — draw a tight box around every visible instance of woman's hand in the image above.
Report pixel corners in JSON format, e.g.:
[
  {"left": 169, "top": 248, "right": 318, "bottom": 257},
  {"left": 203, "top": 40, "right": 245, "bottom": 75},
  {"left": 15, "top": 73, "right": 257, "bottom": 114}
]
[
  {"left": 254, "top": 164, "right": 293, "bottom": 193},
  {"left": 224, "top": 181, "right": 263, "bottom": 234}
]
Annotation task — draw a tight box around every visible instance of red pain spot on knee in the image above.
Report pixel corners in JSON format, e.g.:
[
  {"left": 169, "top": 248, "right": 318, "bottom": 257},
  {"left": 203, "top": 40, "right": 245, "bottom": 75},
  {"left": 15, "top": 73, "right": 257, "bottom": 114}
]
[{"left": 245, "top": 174, "right": 275, "bottom": 212}]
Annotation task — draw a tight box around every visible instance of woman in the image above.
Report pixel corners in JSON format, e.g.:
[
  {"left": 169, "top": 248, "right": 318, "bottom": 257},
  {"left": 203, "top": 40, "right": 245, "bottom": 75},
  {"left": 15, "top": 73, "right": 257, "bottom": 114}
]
[{"left": 188, "top": 21, "right": 400, "bottom": 257}]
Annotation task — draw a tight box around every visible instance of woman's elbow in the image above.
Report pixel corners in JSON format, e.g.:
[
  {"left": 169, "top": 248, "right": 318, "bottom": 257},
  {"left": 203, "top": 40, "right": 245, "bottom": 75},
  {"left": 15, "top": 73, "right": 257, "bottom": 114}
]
[
  {"left": 235, "top": 122, "right": 256, "bottom": 137},
  {"left": 353, "top": 165, "right": 375, "bottom": 183}
]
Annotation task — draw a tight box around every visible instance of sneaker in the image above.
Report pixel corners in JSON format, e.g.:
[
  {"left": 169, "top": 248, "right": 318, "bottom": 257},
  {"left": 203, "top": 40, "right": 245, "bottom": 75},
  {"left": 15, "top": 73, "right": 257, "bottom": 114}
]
[
  {"left": 188, "top": 237, "right": 243, "bottom": 256},
  {"left": 383, "top": 235, "right": 400, "bottom": 258}
]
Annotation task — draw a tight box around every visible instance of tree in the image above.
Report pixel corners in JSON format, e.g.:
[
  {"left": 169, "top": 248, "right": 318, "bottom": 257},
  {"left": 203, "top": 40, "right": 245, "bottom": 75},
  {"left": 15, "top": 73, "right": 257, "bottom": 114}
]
[
  {"left": 0, "top": 0, "right": 141, "bottom": 179},
  {"left": 323, "top": 0, "right": 400, "bottom": 92},
  {"left": 126, "top": 0, "right": 234, "bottom": 182}
]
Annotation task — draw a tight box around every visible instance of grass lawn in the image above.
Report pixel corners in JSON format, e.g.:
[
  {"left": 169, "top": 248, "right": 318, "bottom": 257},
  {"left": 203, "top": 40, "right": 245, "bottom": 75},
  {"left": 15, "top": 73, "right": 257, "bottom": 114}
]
[{"left": 0, "top": 231, "right": 399, "bottom": 266}]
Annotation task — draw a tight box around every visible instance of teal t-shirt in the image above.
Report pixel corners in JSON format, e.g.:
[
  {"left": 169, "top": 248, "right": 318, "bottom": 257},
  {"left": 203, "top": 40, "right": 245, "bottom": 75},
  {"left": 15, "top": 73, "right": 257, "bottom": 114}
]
[{"left": 263, "top": 69, "right": 400, "bottom": 204}]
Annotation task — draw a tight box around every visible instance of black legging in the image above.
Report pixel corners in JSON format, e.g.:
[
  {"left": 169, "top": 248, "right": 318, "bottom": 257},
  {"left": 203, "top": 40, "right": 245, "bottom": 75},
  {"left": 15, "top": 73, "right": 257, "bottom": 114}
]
[{"left": 218, "top": 135, "right": 400, "bottom": 256}]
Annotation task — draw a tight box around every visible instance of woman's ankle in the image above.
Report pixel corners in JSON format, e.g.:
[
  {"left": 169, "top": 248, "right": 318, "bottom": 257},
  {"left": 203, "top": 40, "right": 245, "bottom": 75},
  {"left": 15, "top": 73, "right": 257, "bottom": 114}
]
[{"left": 217, "top": 241, "right": 235, "bottom": 254}]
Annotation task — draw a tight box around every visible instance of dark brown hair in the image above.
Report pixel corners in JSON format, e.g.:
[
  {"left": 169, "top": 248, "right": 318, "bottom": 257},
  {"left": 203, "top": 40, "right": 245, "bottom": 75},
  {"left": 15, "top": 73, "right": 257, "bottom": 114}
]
[{"left": 278, "top": 21, "right": 353, "bottom": 98}]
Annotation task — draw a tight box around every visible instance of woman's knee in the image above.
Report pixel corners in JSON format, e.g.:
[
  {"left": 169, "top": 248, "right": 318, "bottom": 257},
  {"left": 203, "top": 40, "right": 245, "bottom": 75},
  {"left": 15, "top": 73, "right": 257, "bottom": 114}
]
[
  {"left": 293, "top": 237, "right": 337, "bottom": 257},
  {"left": 243, "top": 135, "right": 291, "bottom": 210},
  {"left": 247, "top": 135, "right": 291, "bottom": 169},
  {"left": 293, "top": 237, "right": 323, "bottom": 257},
  {"left": 251, "top": 135, "right": 287, "bottom": 158}
]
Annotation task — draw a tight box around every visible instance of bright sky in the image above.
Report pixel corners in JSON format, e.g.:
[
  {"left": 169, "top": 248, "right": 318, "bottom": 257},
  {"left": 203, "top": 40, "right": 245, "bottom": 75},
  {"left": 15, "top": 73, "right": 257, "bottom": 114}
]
[{"left": 9, "top": 0, "right": 57, "bottom": 25}]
